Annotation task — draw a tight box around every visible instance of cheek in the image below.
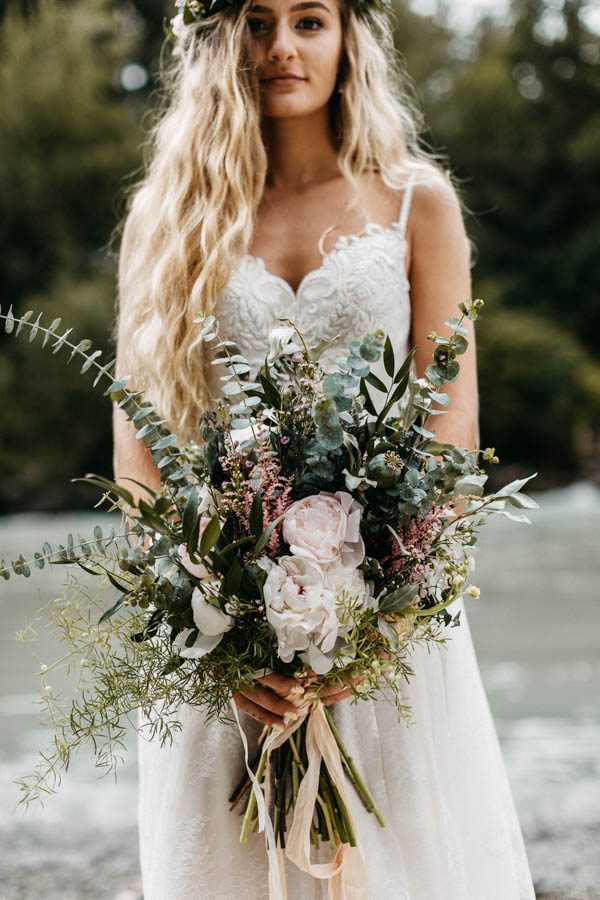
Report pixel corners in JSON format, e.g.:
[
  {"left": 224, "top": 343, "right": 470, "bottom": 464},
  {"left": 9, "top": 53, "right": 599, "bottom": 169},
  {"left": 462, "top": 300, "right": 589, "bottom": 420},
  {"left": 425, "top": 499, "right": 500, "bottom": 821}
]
[
  {"left": 315, "top": 34, "right": 343, "bottom": 90},
  {"left": 247, "top": 41, "right": 265, "bottom": 69}
]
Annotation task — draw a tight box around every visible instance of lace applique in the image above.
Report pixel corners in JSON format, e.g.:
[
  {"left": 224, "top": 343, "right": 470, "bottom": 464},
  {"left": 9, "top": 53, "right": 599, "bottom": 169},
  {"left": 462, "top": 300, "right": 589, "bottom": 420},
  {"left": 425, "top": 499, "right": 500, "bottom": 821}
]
[{"left": 214, "top": 225, "right": 412, "bottom": 383}]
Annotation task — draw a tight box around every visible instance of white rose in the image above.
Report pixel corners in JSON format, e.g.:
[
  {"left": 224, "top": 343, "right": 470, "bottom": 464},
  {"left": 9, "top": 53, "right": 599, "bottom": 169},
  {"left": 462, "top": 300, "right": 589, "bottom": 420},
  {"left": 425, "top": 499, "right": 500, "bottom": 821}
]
[
  {"left": 173, "top": 587, "right": 234, "bottom": 659},
  {"left": 259, "top": 556, "right": 339, "bottom": 671},
  {"left": 172, "top": 627, "right": 223, "bottom": 659},
  {"left": 266, "top": 326, "right": 304, "bottom": 365},
  {"left": 177, "top": 517, "right": 217, "bottom": 581}
]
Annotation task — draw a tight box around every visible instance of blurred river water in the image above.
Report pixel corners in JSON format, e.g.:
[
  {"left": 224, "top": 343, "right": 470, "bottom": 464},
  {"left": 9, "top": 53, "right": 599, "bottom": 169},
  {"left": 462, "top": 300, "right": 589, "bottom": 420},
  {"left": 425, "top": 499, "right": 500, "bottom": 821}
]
[{"left": 0, "top": 482, "right": 599, "bottom": 899}]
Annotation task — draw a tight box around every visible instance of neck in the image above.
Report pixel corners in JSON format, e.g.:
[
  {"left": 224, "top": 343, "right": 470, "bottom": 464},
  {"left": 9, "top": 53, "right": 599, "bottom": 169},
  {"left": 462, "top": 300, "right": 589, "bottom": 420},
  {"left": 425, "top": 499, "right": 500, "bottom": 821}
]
[{"left": 261, "top": 108, "right": 340, "bottom": 190}]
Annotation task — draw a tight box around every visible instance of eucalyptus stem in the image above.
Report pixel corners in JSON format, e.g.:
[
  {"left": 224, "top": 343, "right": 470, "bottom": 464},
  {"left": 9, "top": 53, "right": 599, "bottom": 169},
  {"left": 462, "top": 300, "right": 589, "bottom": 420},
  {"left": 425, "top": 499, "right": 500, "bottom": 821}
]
[
  {"left": 291, "top": 754, "right": 299, "bottom": 806},
  {"left": 320, "top": 769, "right": 348, "bottom": 845},
  {"left": 289, "top": 732, "right": 338, "bottom": 848},
  {"left": 317, "top": 774, "right": 338, "bottom": 849},
  {"left": 277, "top": 746, "right": 291, "bottom": 847}
]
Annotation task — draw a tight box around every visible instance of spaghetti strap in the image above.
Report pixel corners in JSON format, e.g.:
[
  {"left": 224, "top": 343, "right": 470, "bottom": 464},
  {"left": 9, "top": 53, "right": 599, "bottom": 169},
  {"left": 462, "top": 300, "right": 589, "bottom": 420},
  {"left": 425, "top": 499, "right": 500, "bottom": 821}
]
[{"left": 397, "top": 171, "right": 417, "bottom": 237}]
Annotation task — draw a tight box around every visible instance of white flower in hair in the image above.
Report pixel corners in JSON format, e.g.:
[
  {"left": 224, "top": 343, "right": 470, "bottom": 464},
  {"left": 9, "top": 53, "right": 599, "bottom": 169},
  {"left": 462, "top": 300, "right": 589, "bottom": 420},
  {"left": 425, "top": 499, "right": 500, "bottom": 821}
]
[{"left": 171, "top": 12, "right": 188, "bottom": 41}]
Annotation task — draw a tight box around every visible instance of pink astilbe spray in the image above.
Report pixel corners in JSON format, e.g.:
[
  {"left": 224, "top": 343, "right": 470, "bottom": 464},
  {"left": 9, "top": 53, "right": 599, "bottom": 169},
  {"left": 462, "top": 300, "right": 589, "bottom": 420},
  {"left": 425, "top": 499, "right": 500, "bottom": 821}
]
[
  {"left": 241, "top": 456, "right": 294, "bottom": 554},
  {"left": 220, "top": 414, "right": 294, "bottom": 555},
  {"left": 381, "top": 504, "right": 452, "bottom": 599}
]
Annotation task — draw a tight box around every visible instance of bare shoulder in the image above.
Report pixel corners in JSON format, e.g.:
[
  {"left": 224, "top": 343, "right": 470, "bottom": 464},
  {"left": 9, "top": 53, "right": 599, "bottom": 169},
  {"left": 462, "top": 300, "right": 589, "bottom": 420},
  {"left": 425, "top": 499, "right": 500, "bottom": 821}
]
[
  {"left": 410, "top": 167, "right": 465, "bottom": 232},
  {"left": 405, "top": 165, "right": 470, "bottom": 272}
]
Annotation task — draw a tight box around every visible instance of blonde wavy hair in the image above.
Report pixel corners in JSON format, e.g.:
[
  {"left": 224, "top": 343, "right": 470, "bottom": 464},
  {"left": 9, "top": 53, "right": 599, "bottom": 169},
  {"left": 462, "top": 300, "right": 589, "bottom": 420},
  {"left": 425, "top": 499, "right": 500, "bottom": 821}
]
[{"left": 115, "top": 0, "right": 452, "bottom": 442}]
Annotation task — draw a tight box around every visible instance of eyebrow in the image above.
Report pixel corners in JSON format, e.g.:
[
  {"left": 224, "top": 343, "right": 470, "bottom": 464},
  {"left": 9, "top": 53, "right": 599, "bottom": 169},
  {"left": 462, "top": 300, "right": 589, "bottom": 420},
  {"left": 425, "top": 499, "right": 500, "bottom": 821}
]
[{"left": 249, "top": 2, "right": 333, "bottom": 15}]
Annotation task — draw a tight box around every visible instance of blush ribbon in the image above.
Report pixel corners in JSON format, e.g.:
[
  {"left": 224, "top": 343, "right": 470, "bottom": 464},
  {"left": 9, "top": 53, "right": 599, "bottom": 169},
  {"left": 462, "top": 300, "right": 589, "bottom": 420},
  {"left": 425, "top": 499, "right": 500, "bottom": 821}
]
[{"left": 231, "top": 688, "right": 368, "bottom": 900}]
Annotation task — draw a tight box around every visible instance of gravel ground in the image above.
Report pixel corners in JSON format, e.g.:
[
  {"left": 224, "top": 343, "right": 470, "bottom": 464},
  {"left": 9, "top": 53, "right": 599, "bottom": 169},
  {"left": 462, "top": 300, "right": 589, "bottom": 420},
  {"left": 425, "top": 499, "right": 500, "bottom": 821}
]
[{"left": 0, "top": 822, "right": 599, "bottom": 899}]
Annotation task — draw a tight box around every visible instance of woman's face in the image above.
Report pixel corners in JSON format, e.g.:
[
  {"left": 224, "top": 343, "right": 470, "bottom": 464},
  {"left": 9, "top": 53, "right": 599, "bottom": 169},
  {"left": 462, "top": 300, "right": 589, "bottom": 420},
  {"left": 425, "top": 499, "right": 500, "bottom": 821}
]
[{"left": 246, "top": 0, "right": 344, "bottom": 119}]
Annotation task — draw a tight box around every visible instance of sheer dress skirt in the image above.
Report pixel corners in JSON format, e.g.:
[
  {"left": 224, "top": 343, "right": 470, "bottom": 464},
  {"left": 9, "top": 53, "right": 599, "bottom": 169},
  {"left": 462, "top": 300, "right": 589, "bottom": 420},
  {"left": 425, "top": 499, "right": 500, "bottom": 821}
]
[{"left": 137, "top": 598, "right": 537, "bottom": 900}]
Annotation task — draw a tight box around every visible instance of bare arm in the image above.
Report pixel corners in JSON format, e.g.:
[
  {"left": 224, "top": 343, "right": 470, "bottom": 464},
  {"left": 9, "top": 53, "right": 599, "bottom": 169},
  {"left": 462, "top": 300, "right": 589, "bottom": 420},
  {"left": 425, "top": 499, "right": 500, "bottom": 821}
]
[
  {"left": 112, "top": 215, "right": 162, "bottom": 513},
  {"left": 407, "top": 176, "right": 480, "bottom": 452}
]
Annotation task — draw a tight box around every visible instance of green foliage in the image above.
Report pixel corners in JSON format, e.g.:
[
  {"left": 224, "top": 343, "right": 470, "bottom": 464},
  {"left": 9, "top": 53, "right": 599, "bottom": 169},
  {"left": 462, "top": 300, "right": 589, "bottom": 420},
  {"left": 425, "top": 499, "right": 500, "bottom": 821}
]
[
  {"left": 0, "top": 0, "right": 143, "bottom": 512},
  {"left": 477, "top": 302, "right": 600, "bottom": 482},
  {"left": 0, "top": 274, "right": 118, "bottom": 511},
  {"left": 0, "top": 0, "right": 139, "bottom": 301},
  {"left": 420, "top": 0, "right": 600, "bottom": 355}
]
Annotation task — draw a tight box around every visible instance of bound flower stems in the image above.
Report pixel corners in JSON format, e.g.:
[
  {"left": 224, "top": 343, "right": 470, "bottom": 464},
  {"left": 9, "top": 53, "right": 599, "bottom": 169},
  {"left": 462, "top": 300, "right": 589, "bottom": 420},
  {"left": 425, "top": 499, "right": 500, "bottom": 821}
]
[{"left": 237, "top": 711, "right": 385, "bottom": 850}]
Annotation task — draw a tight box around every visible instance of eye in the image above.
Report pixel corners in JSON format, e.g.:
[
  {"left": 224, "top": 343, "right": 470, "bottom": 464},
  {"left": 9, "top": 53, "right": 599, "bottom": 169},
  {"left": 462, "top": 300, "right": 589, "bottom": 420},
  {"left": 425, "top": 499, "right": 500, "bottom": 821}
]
[
  {"left": 247, "top": 17, "right": 268, "bottom": 33},
  {"left": 297, "top": 16, "right": 324, "bottom": 29}
]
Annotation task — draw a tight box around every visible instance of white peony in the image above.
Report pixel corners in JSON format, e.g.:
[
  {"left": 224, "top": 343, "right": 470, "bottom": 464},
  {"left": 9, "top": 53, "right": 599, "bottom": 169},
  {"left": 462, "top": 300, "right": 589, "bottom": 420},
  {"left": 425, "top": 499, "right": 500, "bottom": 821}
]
[
  {"left": 258, "top": 556, "right": 339, "bottom": 672},
  {"left": 324, "top": 563, "right": 374, "bottom": 610}
]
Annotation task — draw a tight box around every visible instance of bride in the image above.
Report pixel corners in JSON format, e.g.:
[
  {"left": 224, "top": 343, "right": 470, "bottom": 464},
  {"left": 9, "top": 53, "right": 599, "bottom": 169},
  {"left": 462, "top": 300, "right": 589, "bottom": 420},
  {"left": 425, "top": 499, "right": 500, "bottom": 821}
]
[{"left": 113, "top": 0, "right": 536, "bottom": 896}]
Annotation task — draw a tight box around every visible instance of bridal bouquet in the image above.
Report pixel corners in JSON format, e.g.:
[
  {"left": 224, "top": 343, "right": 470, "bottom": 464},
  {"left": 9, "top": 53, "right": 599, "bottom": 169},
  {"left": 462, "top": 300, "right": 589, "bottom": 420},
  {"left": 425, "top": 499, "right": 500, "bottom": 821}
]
[{"left": 1, "top": 298, "right": 537, "bottom": 897}]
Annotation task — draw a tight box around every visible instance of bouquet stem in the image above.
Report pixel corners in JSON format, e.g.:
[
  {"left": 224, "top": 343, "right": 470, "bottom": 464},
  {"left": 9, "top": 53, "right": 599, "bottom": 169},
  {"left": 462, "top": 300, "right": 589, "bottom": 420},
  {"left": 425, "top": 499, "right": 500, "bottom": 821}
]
[
  {"left": 240, "top": 747, "right": 268, "bottom": 843},
  {"left": 236, "top": 709, "right": 384, "bottom": 850},
  {"left": 323, "top": 707, "right": 386, "bottom": 828}
]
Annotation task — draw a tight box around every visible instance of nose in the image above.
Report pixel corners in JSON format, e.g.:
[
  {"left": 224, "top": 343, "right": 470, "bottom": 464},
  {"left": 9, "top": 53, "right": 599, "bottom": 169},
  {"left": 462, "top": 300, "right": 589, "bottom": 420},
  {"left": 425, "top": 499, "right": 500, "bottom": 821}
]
[{"left": 266, "top": 23, "right": 298, "bottom": 61}]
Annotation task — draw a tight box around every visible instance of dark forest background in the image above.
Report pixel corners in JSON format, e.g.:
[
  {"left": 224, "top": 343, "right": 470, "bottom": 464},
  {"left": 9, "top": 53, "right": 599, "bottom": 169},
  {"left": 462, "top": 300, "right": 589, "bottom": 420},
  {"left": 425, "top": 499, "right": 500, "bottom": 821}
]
[{"left": 0, "top": 0, "right": 598, "bottom": 512}]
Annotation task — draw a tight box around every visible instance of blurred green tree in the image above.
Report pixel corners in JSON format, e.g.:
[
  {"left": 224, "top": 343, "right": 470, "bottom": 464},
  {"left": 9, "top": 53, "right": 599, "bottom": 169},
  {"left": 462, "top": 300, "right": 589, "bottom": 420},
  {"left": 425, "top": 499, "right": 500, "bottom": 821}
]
[
  {"left": 0, "top": 0, "right": 141, "bottom": 512},
  {"left": 422, "top": 0, "right": 600, "bottom": 353},
  {"left": 0, "top": 0, "right": 598, "bottom": 513},
  {"left": 476, "top": 301, "right": 600, "bottom": 489}
]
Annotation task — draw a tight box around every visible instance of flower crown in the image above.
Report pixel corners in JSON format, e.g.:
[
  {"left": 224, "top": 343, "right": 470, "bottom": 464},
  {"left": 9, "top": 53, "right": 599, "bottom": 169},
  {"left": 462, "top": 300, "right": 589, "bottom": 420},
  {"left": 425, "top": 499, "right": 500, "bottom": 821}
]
[{"left": 168, "top": 0, "right": 392, "bottom": 40}]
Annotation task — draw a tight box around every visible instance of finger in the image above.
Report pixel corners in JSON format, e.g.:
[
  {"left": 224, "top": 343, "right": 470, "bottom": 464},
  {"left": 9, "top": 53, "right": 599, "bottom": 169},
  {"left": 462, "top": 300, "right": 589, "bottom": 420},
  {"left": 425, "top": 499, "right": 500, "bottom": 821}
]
[
  {"left": 318, "top": 682, "right": 347, "bottom": 698},
  {"left": 254, "top": 673, "right": 300, "bottom": 698},
  {"left": 319, "top": 673, "right": 363, "bottom": 697},
  {"left": 321, "top": 686, "right": 354, "bottom": 706},
  {"left": 233, "top": 691, "right": 285, "bottom": 729},
  {"left": 238, "top": 683, "right": 299, "bottom": 717}
]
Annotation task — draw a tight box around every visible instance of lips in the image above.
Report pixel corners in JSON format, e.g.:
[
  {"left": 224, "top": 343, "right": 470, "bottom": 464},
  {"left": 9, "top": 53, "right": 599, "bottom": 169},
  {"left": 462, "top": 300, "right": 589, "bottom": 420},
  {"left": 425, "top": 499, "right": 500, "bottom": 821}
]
[{"left": 262, "top": 74, "right": 305, "bottom": 82}]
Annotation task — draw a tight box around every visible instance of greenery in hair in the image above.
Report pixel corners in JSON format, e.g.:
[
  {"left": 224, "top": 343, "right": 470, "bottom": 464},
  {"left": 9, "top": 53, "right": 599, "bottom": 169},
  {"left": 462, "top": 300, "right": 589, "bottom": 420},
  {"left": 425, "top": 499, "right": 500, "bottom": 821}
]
[{"left": 167, "top": 0, "right": 393, "bottom": 40}]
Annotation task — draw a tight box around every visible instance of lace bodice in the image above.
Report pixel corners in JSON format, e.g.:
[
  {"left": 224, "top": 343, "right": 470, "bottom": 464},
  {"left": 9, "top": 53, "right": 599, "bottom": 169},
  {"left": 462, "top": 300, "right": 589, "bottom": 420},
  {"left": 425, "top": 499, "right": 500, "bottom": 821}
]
[{"left": 214, "top": 174, "right": 416, "bottom": 395}]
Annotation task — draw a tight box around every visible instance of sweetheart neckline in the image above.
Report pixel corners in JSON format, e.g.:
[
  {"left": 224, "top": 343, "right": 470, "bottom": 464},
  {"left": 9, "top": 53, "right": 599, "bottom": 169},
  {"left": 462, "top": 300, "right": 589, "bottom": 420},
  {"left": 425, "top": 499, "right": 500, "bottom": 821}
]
[{"left": 241, "top": 219, "right": 409, "bottom": 299}]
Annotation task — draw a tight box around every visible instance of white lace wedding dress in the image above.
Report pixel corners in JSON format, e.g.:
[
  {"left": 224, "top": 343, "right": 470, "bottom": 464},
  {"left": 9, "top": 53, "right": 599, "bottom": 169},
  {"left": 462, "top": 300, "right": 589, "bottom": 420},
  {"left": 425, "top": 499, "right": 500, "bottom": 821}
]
[{"left": 137, "top": 174, "right": 537, "bottom": 899}]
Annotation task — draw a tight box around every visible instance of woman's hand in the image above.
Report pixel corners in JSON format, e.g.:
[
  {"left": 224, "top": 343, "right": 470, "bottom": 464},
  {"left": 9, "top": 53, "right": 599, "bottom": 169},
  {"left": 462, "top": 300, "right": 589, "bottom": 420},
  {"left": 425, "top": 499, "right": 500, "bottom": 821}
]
[
  {"left": 233, "top": 670, "right": 365, "bottom": 729},
  {"left": 233, "top": 673, "right": 300, "bottom": 729}
]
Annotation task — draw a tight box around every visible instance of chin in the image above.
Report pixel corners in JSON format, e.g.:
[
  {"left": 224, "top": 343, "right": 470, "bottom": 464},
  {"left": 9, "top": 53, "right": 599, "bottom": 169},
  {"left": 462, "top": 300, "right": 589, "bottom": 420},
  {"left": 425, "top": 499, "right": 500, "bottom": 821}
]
[{"left": 262, "top": 100, "right": 326, "bottom": 120}]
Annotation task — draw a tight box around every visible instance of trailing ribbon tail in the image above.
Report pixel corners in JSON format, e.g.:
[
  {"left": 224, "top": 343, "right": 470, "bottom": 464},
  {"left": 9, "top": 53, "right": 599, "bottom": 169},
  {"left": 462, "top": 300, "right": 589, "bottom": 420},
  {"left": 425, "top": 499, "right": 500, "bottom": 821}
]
[
  {"left": 285, "top": 702, "right": 369, "bottom": 899},
  {"left": 230, "top": 699, "right": 288, "bottom": 900},
  {"left": 231, "top": 698, "right": 306, "bottom": 900},
  {"left": 231, "top": 697, "right": 368, "bottom": 900}
]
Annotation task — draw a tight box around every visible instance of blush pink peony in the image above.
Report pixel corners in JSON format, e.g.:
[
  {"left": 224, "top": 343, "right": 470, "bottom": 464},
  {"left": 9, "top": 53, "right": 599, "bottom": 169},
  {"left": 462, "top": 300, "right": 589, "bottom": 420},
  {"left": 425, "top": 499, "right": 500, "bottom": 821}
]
[{"left": 282, "top": 490, "right": 365, "bottom": 568}]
